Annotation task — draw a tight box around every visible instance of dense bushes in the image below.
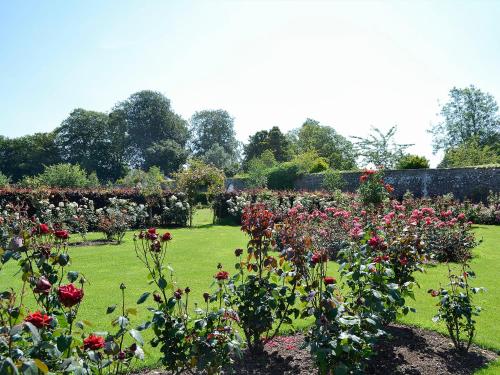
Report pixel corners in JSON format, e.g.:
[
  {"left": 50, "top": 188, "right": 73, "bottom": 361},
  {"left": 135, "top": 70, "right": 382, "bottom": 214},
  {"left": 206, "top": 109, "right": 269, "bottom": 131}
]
[{"left": 0, "top": 187, "right": 190, "bottom": 230}]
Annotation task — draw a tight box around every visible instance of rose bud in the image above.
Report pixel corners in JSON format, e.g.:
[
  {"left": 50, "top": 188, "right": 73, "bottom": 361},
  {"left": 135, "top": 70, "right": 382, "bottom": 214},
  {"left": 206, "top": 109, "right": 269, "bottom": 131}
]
[
  {"left": 161, "top": 232, "right": 172, "bottom": 241},
  {"left": 118, "top": 351, "right": 126, "bottom": 361},
  {"left": 34, "top": 276, "right": 52, "bottom": 294},
  {"left": 138, "top": 231, "right": 145, "bottom": 239},
  {"left": 174, "top": 288, "right": 183, "bottom": 300},
  {"left": 234, "top": 248, "right": 243, "bottom": 257},
  {"left": 184, "top": 287, "right": 191, "bottom": 294},
  {"left": 203, "top": 292, "right": 210, "bottom": 302},
  {"left": 153, "top": 292, "right": 163, "bottom": 303}
]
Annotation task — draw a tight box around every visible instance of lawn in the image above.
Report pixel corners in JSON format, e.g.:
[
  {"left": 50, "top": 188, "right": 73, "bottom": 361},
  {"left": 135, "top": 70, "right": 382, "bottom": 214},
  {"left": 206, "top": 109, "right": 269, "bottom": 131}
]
[{"left": 1, "top": 209, "right": 498, "bottom": 373}]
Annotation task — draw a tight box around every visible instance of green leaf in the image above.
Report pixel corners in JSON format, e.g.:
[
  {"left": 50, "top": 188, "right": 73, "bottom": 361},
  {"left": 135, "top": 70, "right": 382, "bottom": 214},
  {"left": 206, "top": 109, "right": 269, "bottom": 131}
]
[
  {"left": 34, "top": 359, "right": 48, "bottom": 374},
  {"left": 106, "top": 305, "right": 117, "bottom": 314},
  {"left": 129, "top": 329, "right": 144, "bottom": 345},
  {"left": 137, "top": 292, "right": 150, "bottom": 304}
]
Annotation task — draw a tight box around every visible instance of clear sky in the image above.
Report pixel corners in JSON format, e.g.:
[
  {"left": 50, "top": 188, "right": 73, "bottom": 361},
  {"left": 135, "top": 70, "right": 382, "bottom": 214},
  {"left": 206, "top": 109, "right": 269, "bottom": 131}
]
[{"left": 1, "top": 0, "right": 500, "bottom": 166}]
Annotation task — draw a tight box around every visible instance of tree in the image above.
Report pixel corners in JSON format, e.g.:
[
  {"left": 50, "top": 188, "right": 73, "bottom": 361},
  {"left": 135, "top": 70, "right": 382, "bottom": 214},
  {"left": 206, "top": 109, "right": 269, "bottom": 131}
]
[
  {"left": 430, "top": 85, "right": 500, "bottom": 152},
  {"left": 396, "top": 154, "right": 430, "bottom": 169},
  {"left": 352, "top": 126, "right": 413, "bottom": 169},
  {"left": 143, "top": 139, "right": 189, "bottom": 175},
  {"left": 189, "top": 109, "right": 239, "bottom": 162},
  {"left": 55, "top": 108, "right": 127, "bottom": 181},
  {"left": 291, "top": 119, "right": 357, "bottom": 170},
  {"left": 113, "top": 90, "right": 189, "bottom": 172},
  {"left": 438, "top": 138, "right": 500, "bottom": 168},
  {"left": 202, "top": 143, "right": 239, "bottom": 177},
  {"left": 0, "top": 133, "right": 61, "bottom": 182},
  {"left": 243, "top": 126, "right": 293, "bottom": 168}
]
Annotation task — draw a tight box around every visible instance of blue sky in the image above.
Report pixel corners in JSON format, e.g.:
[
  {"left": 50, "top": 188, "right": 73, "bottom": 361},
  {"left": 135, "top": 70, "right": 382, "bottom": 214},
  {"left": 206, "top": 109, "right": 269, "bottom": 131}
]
[{"left": 1, "top": 0, "right": 500, "bottom": 166}]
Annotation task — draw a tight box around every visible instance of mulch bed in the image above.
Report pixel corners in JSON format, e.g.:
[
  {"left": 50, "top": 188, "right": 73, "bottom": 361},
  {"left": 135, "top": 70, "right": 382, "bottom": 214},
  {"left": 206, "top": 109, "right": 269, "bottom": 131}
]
[
  {"left": 69, "top": 239, "right": 119, "bottom": 247},
  {"left": 140, "top": 324, "right": 497, "bottom": 374}
]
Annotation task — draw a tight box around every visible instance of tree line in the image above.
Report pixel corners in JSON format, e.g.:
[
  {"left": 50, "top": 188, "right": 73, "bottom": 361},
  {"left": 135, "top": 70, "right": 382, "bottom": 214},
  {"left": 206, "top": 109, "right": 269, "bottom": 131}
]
[{"left": 0, "top": 85, "right": 499, "bottom": 186}]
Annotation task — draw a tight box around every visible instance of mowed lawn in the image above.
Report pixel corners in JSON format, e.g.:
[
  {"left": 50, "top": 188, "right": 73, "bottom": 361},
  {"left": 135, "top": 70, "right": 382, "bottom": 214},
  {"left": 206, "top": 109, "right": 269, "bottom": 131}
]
[{"left": 0, "top": 209, "right": 499, "bottom": 372}]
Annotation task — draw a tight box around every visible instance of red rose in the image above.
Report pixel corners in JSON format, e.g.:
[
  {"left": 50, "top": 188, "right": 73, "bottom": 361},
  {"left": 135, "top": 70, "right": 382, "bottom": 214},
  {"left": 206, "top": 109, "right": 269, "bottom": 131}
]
[
  {"left": 54, "top": 230, "right": 69, "bottom": 240},
  {"left": 25, "top": 311, "right": 52, "bottom": 329},
  {"left": 373, "top": 256, "right": 382, "bottom": 264},
  {"left": 399, "top": 256, "right": 408, "bottom": 266},
  {"left": 83, "top": 334, "right": 105, "bottom": 351},
  {"left": 311, "top": 251, "right": 327, "bottom": 264},
  {"left": 37, "top": 224, "right": 50, "bottom": 235},
  {"left": 174, "top": 288, "right": 183, "bottom": 300},
  {"left": 215, "top": 271, "right": 229, "bottom": 281},
  {"left": 34, "top": 276, "right": 52, "bottom": 294},
  {"left": 147, "top": 228, "right": 157, "bottom": 234},
  {"left": 161, "top": 232, "right": 172, "bottom": 241},
  {"left": 360, "top": 175, "right": 368, "bottom": 182},
  {"left": 324, "top": 276, "right": 336, "bottom": 285},
  {"left": 58, "top": 283, "right": 84, "bottom": 307},
  {"left": 430, "top": 290, "right": 440, "bottom": 297},
  {"left": 368, "top": 236, "right": 381, "bottom": 248}
]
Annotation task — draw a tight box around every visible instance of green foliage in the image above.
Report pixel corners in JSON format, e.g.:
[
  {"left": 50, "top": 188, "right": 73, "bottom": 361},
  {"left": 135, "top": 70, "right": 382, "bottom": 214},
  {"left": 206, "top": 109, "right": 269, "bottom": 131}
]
[
  {"left": 357, "top": 169, "right": 391, "bottom": 206},
  {"left": 55, "top": 108, "right": 127, "bottom": 182},
  {"left": 202, "top": 143, "right": 240, "bottom": 177},
  {"left": 429, "top": 264, "right": 484, "bottom": 352},
  {"left": 309, "top": 157, "right": 329, "bottom": 173},
  {"left": 0, "top": 132, "right": 61, "bottom": 182},
  {"left": 190, "top": 109, "right": 240, "bottom": 163},
  {"left": 396, "top": 154, "right": 430, "bottom": 169},
  {"left": 352, "top": 126, "right": 413, "bottom": 169},
  {"left": 113, "top": 90, "right": 189, "bottom": 172},
  {"left": 430, "top": 85, "right": 500, "bottom": 152},
  {"left": 266, "top": 162, "right": 300, "bottom": 190},
  {"left": 174, "top": 160, "right": 225, "bottom": 225},
  {"left": 0, "top": 172, "right": 10, "bottom": 187},
  {"left": 322, "top": 169, "right": 345, "bottom": 192},
  {"left": 243, "top": 126, "right": 294, "bottom": 168},
  {"left": 291, "top": 118, "right": 357, "bottom": 170},
  {"left": 439, "top": 138, "right": 500, "bottom": 168},
  {"left": 21, "top": 163, "right": 100, "bottom": 188}
]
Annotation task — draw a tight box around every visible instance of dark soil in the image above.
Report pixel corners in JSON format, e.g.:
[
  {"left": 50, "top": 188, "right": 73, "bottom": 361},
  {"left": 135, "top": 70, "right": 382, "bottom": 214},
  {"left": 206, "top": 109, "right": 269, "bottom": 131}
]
[
  {"left": 139, "top": 324, "right": 497, "bottom": 374},
  {"left": 69, "top": 239, "right": 118, "bottom": 247}
]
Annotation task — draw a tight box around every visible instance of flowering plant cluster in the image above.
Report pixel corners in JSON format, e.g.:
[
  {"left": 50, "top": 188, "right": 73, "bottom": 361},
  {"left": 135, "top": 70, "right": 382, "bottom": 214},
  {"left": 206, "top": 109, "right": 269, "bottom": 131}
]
[
  {"left": 0, "top": 205, "right": 145, "bottom": 374},
  {"left": 133, "top": 228, "right": 242, "bottom": 374},
  {"left": 429, "top": 262, "right": 484, "bottom": 352},
  {"left": 358, "top": 169, "right": 393, "bottom": 206}
]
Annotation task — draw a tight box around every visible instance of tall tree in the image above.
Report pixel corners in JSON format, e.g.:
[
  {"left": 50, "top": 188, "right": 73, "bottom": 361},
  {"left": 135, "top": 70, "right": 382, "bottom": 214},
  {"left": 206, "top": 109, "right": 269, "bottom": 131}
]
[
  {"left": 292, "top": 119, "right": 356, "bottom": 170},
  {"left": 243, "top": 126, "right": 293, "bottom": 167},
  {"left": 189, "top": 109, "right": 239, "bottom": 161},
  {"left": 352, "top": 126, "right": 412, "bottom": 169},
  {"left": 55, "top": 108, "right": 127, "bottom": 181},
  {"left": 113, "top": 90, "right": 189, "bottom": 173},
  {"left": 0, "top": 133, "right": 61, "bottom": 182},
  {"left": 430, "top": 85, "right": 500, "bottom": 152}
]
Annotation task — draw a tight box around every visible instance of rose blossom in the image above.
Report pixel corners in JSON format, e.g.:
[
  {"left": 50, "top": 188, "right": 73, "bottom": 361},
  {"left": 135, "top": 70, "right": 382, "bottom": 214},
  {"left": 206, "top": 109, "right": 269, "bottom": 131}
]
[
  {"left": 54, "top": 230, "right": 69, "bottom": 240},
  {"left": 25, "top": 311, "right": 52, "bottom": 329},
  {"left": 215, "top": 271, "right": 229, "bottom": 281},
  {"left": 34, "top": 276, "right": 52, "bottom": 294},
  {"left": 58, "top": 283, "right": 84, "bottom": 307},
  {"left": 324, "top": 276, "right": 336, "bottom": 285},
  {"left": 83, "top": 334, "right": 105, "bottom": 351}
]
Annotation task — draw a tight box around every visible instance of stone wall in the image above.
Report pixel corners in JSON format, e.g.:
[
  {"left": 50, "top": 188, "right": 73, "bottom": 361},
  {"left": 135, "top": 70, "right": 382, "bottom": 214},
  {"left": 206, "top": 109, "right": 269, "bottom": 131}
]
[{"left": 227, "top": 167, "right": 500, "bottom": 202}]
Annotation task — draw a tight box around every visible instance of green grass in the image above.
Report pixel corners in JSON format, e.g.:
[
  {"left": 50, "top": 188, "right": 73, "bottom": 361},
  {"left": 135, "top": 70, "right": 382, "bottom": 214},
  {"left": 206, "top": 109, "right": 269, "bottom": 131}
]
[{"left": 1, "top": 210, "right": 498, "bottom": 372}]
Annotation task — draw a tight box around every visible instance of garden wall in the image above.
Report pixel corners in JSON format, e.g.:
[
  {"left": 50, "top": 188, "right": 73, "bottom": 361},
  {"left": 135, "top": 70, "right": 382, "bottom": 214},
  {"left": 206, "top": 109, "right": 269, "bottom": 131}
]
[{"left": 226, "top": 167, "right": 500, "bottom": 202}]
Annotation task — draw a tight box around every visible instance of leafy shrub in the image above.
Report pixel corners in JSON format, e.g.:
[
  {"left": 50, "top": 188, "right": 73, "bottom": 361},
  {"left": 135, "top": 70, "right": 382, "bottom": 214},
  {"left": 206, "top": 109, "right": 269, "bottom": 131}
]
[
  {"left": 133, "top": 229, "right": 241, "bottom": 373},
  {"left": 267, "top": 162, "right": 300, "bottom": 190},
  {"left": 174, "top": 160, "right": 225, "bottom": 225},
  {"left": 322, "top": 169, "right": 346, "bottom": 192},
  {"left": 0, "top": 172, "right": 10, "bottom": 187},
  {"left": 429, "top": 263, "right": 484, "bottom": 352},
  {"left": 358, "top": 169, "right": 392, "bottom": 206},
  {"left": 308, "top": 157, "right": 329, "bottom": 173},
  {"left": 230, "top": 204, "right": 298, "bottom": 353},
  {"left": 96, "top": 198, "right": 147, "bottom": 242},
  {"left": 20, "top": 163, "right": 100, "bottom": 188},
  {"left": 396, "top": 154, "right": 430, "bottom": 169}
]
